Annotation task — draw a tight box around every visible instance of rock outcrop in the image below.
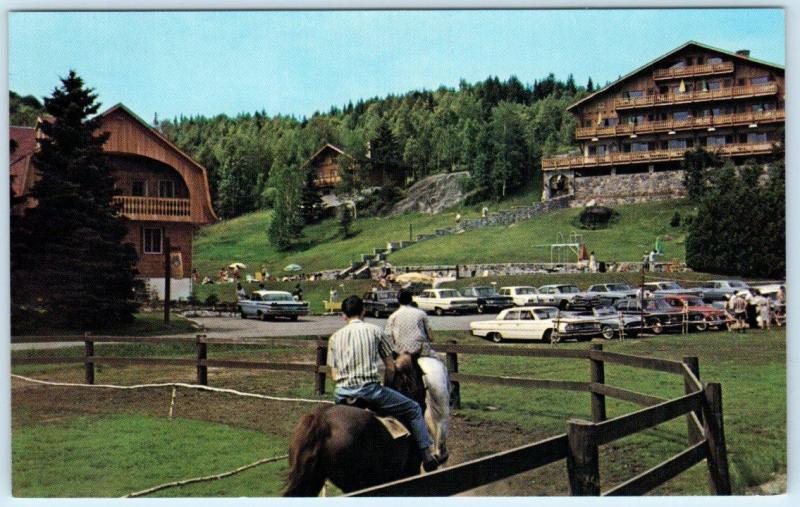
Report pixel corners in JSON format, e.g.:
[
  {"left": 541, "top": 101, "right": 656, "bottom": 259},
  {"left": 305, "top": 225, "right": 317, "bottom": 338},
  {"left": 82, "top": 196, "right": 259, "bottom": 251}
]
[{"left": 390, "top": 171, "right": 469, "bottom": 215}]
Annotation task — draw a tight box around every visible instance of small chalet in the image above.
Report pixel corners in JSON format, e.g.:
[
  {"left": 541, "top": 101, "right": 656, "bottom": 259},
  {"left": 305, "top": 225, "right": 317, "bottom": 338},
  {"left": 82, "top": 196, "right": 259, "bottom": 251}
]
[
  {"left": 302, "top": 143, "right": 406, "bottom": 190},
  {"left": 10, "top": 103, "right": 217, "bottom": 299}
]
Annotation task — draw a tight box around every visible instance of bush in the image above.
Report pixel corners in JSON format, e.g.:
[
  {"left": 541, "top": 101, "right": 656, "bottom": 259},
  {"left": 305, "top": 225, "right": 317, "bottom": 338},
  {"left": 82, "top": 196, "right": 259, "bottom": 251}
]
[
  {"left": 204, "top": 293, "right": 219, "bottom": 307},
  {"left": 670, "top": 212, "right": 681, "bottom": 227},
  {"left": 358, "top": 187, "right": 404, "bottom": 216},
  {"left": 577, "top": 206, "right": 618, "bottom": 230}
]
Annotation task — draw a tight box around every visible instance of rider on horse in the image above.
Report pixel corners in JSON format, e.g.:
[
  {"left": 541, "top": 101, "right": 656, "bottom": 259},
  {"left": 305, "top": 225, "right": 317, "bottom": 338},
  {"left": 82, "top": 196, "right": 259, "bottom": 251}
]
[
  {"left": 327, "top": 295, "right": 440, "bottom": 472},
  {"left": 385, "top": 288, "right": 450, "bottom": 464}
]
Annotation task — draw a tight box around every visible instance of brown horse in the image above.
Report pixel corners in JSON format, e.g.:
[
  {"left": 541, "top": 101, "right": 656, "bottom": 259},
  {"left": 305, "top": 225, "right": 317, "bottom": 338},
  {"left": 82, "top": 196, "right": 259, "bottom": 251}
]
[{"left": 284, "top": 352, "right": 426, "bottom": 496}]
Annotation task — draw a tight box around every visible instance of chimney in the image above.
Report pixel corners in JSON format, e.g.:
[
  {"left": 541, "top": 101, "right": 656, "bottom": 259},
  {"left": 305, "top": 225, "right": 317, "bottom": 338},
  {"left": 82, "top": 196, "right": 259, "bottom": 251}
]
[{"left": 736, "top": 49, "right": 750, "bottom": 58}]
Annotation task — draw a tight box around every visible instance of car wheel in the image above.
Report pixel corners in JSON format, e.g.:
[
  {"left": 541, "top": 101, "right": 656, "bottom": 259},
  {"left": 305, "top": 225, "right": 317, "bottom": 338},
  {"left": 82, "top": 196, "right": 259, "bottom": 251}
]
[
  {"left": 434, "top": 307, "right": 444, "bottom": 317},
  {"left": 477, "top": 303, "right": 486, "bottom": 314},
  {"left": 694, "top": 321, "right": 708, "bottom": 332},
  {"left": 559, "top": 300, "right": 569, "bottom": 311},
  {"left": 259, "top": 312, "right": 267, "bottom": 321},
  {"left": 373, "top": 308, "right": 381, "bottom": 318},
  {"left": 290, "top": 315, "right": 298, "bottom": 322},
  {"left": 491, "top": 332, "right": 503, "bottom": 344},
  {"left": 601, "top": 325, "right": 616, "bottom": 340},
  {"left": 649, "top": 319, "right": 664, "bottom": 335}
]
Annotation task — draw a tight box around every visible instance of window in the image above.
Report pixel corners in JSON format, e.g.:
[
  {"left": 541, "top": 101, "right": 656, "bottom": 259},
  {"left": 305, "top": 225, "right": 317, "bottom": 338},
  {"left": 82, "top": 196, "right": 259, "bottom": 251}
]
[
  {"left": 696, "top": 56, "right": 705, "bottom": 65},
  {"left": 708, "top": 80, "right": 721, "bottom": 91},
  {"left": 623, "top": 90, "right": 644, "bottom": 99},
  {"left": 631, "top": 142, "right": 650, "bottom": 152},
  {"left": 143, "top": 227, "right": 163, "bottom": 254},
  {"left": 158, "top": 180, "right": 175, "bottom": 198},
  {"left": 669, "top": 139, "right": 688, "bottom": 150},
  {"left": 504, "top": 311, "right": 520, "bottom": 321},
  {"left": 708, "top": 57, "right": 723, "bottom": 65},
  {"left": 737, "top": 78, "right": 746, "bottom": 86},
  {"left": 604, "top": 118, "right": 618, "bottom": 127},
  {"left": 723, "top": 79, "right": 733, "bottom": 88},
  {"left": 673, "top": 111, "right": 691, "bottom": 121},
  {"left": 747, "top": 132, "right": 768, "bottom": 144},
  {"left": 131, "top": 180, "right": 146, "bottom": 197},
  {"left": 706, "top": 136, "right": 726, "bottom": 146},
  {"left": 751, "top": 76, "right": 770, "bottom": 85}
]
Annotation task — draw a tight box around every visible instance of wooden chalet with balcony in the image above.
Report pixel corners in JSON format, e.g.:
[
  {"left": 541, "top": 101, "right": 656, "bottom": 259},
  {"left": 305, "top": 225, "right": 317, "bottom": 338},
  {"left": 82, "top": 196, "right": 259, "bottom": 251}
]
[
  {"left": 541, "top": 41, "right": 784, "bottom": 205},
  {"left": 10, "top": 103, "right": 217, "bottom": 299},
  {"left": 302, "top": 143, "right": 407, "bottom": 191}
]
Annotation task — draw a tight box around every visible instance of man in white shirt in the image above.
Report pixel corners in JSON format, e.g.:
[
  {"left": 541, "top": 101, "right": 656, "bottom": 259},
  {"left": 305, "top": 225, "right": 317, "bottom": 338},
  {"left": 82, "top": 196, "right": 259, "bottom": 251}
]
[{"left": 385, "top": 289, "right": 451, "bottom": 463}]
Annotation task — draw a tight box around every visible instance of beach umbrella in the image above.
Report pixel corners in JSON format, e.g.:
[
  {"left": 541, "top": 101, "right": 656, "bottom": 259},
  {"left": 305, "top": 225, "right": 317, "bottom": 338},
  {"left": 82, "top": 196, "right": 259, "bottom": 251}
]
[
  {"left": 284, "top": 263, "right": 303, "bottom": 272},
  {"left": 394, "top": 272, "right": 435, "bottom": 284},
  {"left": 229, "top": 262, "right": 247, "bottom": 269}
]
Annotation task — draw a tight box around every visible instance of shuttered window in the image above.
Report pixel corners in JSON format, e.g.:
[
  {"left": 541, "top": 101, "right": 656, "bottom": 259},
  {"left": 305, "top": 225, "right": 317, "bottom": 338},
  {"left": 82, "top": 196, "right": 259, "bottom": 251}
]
[{"left": 143, "top": 227, "right": 163, "bottom": 254}]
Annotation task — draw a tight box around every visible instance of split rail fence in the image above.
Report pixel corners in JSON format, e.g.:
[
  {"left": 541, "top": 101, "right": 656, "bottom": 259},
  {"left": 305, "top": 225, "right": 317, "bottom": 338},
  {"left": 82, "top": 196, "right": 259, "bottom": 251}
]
[{"left": 11, "top": 335, "right": 730, "bottom": 496}]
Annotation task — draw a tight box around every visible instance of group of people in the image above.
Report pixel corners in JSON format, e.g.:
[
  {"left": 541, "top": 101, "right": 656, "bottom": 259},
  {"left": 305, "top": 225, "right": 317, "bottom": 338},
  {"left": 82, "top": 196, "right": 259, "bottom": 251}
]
[
  {"left": 726, "top": 286, "right": 785, "bottom": 332},
  {"left": 327, "top": 289, "right": 450, "bottom": 472}
]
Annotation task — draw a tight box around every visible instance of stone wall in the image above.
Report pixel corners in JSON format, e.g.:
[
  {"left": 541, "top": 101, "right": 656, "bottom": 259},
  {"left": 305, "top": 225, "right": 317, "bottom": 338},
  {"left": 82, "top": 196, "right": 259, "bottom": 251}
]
[{"left": 571, "top": 169, "right": 686, "bottom": 207}]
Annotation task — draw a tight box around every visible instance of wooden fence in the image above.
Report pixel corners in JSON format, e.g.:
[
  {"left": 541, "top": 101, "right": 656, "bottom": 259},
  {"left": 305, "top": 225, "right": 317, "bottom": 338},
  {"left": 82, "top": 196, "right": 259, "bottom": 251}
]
[{"left": 11, "top": 335, "right": 730, "bottom": 496}]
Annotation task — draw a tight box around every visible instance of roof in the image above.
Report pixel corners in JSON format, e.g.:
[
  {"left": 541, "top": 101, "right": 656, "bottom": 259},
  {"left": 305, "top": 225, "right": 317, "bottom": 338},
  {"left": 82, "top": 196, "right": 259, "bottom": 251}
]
[
  {"left": 300, "top": 143, "right": 351, "bottom": 169},
  {"left": 567, "top": 40, "right": 785, "bottom": 112},
  {"left": 9, "top": 127, "right": 37, "bottom": 199}
]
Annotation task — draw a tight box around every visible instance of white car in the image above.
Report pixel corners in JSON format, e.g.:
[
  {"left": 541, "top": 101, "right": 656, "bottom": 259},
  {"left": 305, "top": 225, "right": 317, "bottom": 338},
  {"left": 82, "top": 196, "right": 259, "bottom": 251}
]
[
  {"left": 470, "top": 306, "right": 600, "bottom": 343},
  {"left": 238, "top": 290, "right": 309, "bottom": 321},
  {"left": 413, "top": 288, "right": 477, "bottom": 316},
  {"left": 498, "top": 286, "right": 540, "bottom": 306},
  {"left": 533, "top": 284, "right": 599, "bottom": 310}
]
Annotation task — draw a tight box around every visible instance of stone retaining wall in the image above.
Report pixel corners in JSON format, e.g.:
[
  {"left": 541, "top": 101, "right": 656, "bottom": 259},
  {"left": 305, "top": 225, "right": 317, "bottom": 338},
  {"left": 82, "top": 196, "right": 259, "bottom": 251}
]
[{"left": 571, "top": 170, "right": 686, "bottom": 207}]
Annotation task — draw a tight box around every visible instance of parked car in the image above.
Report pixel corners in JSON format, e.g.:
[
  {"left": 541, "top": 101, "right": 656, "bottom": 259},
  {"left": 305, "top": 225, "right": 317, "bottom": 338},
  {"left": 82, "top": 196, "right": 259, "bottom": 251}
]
[
  {"left": 498, "top": 286, "right": 540, "bottom": 306},
  {"left": 642, "top": 281, "right": 703, "bottom": 298},
  {"left": 533, "top": 284, "right": 600, "bottom": 310},
  {"left": 613, "top": 297, "right": 684, "bottom": 335},
  {"left": 459, "top": 286, "right": 515, "bottom": 314},
  {"left": 469, "top": 306, "right": 599, "bottom": 343},
  {"left": 413, "top": 288, "right": 477, "bottom": 316},
  {"left": 362, "top": 290, "right": 400, "bottom": 318},
  {"left": 698, "top": 280, "right": 751, "bottom": 303},
  {"left": 238, "top": 290, "right": 309, "bottom": 321},
  {"left": 662, "top": 294, "right": 731, "bottom": 331},
  {"left": 580, "top": 306, "right": 644, "bottom": 339},
  {"left": 587, "top": 283, "right": 638, "bottom": 301}
]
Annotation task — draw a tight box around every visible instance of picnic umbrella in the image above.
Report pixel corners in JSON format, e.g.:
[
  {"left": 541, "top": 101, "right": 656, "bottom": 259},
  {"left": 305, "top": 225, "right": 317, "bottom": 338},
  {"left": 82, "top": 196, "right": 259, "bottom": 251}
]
[
  {"left": 229, "top": 262, "right": 247, "bottom": 269},
  {"left": 394, "top": 272, "right": 435, "bottom": 284},
  {"left": 284, "top": 263, "right": 303, "bottom": 272}
]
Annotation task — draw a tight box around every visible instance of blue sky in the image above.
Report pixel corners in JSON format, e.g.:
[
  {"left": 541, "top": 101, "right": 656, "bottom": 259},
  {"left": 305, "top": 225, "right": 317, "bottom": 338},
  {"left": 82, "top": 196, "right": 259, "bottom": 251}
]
[{"left": 8, "top": 9, "right": 785, "bottom": 121}]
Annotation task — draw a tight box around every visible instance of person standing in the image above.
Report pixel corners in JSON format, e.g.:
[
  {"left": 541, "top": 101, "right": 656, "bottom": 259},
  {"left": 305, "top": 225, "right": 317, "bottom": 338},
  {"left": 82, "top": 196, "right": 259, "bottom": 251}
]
[
  {"left": 236, "top": 283, "right": 246, "bottom": 301},
  {"left": 385, "top": 289, "right": 451, "bottom": 463},
  {"left": 589, "top": 251, "right": 598, "bottom": 273},
  {"left": 327, "top": 296, "right": 439, "bottom": 471},
  {"left": 732, "top": 292, "right": 748, "bottom": 333},
  {"left": 292, "top": 283, "right": 303, "bottom": 301}
]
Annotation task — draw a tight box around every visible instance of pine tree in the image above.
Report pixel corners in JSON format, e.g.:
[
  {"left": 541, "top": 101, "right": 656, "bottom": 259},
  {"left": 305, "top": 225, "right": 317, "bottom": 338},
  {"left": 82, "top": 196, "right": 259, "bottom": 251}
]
[
  {"left": 586, "top": 77, "right": 594, "bottom": 92},
  {"left": 12, "top": 71, "right": 139, "bottom": 330}
]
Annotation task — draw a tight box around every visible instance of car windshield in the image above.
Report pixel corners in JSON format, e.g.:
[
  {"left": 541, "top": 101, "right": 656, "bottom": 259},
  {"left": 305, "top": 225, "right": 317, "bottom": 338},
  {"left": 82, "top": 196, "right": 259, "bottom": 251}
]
[
  {"left": 594, "top": 307, "right": 616, "bottom": 317},
  {"left": 263, "top": 293, "right": 295, "bottom": 302},
  {"left": 660, "top": 282, "right": 682, "bottom": 290},
  {"left": 516, "top": 287, "right": 536, "bottom": 295},
  {"left": 557, "top": 285, "right": 580, "bottom": 293},
  {"left": 534, "top": 308, "right": 558, "bottom": 319},
  {"left": 607, "top": 283, "right": 632, "bottom": 291},
  {"left": 377, "top": 292, "right": 397, "bottom": 300},
  {"left": 645, "top": 299, "right": 672, "bottom": 311},
  {"left": 438, "top": 290, "right": 461, "bottom": 298},
  {"left": 472, "top": 287, "right": 495, "bottom": 297},
  {"left": 729, "top": 281, "right": 747, "bottom": 288}
]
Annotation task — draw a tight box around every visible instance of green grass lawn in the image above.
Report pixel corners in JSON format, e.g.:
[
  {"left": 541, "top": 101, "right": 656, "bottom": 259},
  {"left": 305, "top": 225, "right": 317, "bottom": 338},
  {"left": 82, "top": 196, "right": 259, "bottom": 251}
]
[
  {"left": 12, "top": 328, "right": 785, "bottom": 496},
  {"left": 12, "top": 414, "right": 288, "bottom": 497},
  {"left": 390, "top": 199, "right": 697, "bottom": 266}
]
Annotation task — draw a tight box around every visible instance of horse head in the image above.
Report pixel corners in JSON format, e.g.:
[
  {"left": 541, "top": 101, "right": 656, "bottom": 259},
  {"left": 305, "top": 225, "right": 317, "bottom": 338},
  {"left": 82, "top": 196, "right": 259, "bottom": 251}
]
[{"left": 389, "top": 351, "right": 426, "bottom": 408}]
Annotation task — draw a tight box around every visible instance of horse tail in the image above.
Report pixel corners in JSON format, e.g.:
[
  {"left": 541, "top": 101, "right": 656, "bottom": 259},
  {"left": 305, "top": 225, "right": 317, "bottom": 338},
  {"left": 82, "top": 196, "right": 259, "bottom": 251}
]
[{"left": 283, "top": 407, "right": 331, "bottom": 497}]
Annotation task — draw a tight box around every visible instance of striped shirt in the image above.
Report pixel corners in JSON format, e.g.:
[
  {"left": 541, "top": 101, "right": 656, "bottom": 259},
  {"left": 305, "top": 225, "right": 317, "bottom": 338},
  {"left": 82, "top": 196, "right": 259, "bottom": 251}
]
[
  {"left": 385, "top": 304, "right": 434, "bottom": 357},
  {"left": 327, "top": 319, "right": 394, "bottom": 389}
]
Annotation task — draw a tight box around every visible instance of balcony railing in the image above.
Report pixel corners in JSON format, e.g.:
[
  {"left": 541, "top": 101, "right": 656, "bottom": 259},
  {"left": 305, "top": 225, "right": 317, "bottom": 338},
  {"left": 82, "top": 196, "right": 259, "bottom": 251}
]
[
  {"left": 114, "top": 196, "right": 192, "bottom": 221},
  {"left": 653, "top": 61, "right": 734, "bottom": 80},
  {"left": 542, "top": 142, "right": 774, "bottom": 171},
  {"left": 575, "top": 109, "right": 785, "bottom": 139},
  {"left": 614, "top": 83, "right": 778, "bottom": 109},
  {"left": 313, "top": 175, "right": 342, "bottom": 187}
]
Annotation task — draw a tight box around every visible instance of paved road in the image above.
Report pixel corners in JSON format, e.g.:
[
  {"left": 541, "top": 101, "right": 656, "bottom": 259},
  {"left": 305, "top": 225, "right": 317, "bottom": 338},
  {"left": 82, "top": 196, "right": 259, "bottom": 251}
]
[{"left": 11, "top": 313, "right": 498, "bottom": 350}]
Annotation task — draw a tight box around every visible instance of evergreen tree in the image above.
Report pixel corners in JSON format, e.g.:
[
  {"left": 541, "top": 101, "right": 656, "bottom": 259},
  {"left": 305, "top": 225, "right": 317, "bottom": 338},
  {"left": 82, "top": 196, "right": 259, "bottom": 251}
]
[
  {"left": 300, "top": 163, "right": 323, "bottom": 224},
  {"left": 338, "top": 203, "right": 353, "bottom": 238},
  {"left": 682, "top": 147, "right": 722, "bottom": 200},
  {"left": 586, "top": 77, "right": 594, "bottom": 92},
  {"left": 267, "top": 161, "right": 303, "bottom": 250},
  {"left": 11, "top": 71, "right": 139, "bottom": 330}
]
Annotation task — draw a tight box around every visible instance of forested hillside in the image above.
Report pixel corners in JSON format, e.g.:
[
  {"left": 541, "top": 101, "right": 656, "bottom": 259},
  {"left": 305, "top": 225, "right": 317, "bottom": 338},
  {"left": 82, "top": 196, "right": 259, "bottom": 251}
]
[{"left": 157, "top": 75, "right": 590, "bottom": 218}]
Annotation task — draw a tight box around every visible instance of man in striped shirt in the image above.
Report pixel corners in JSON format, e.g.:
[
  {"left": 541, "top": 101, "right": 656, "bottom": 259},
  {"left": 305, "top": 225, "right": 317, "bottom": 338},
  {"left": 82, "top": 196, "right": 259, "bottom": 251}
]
[
  {"left": 327, "top": 295, "right": 439, "bottom": 471},
  {"left": 385, "top": 289, "right": 450, "bottom": 463}
]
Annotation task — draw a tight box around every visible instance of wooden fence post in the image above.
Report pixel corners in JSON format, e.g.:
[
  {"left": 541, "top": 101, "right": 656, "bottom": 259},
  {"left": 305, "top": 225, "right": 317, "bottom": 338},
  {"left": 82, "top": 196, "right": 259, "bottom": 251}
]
[
  {"left": 84, "top": 333, "right": 94, "bottom": 385},
  {"left": 196, "top": 335, "right": 208, "bottom": 386},
  {"left": 589, "top": 343, "right": 606, "bottom": 422},
  {"left": 566, "top": 418, "right": 600, "bottom": 496},
  {"left": 315, "top": 338, "right": 328, "bottom": 395},
  {"left": 445, "top": 340, "right": 461, "bottom": 409},
  {"left": 682, "top": 356, "right": 702, "bottom": 444},
  {"left": 703, "top": 382, "right": 732, "bottom": 495}
]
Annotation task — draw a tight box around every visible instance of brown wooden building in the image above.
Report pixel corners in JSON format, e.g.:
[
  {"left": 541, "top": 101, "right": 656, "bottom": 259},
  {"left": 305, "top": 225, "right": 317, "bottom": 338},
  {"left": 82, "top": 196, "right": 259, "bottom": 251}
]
[
  {"left": 542, "top": 41, "right": 784, "bottom": 204},
  {"left": 302, "top": 143, "right": 406, "bottom": 190},
  {"left": 10, "top": 103, "right": 217, "bottom": 299}
]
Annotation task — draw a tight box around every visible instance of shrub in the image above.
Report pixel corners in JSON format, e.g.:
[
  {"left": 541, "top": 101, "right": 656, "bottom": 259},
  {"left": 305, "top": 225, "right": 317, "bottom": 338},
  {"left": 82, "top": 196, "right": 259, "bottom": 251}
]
[
  {"left": 204, "top": 293, "right": 219, "bottom": 307},
  {"left": 670, "top": 212, "right": 681, "bottom": 227}
]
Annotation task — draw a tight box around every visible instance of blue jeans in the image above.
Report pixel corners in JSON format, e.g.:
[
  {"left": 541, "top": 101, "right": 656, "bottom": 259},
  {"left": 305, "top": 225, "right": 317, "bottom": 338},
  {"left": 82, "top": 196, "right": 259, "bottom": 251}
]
[{"left": 335, "top": 382, "right": 433, "bottom": 450}]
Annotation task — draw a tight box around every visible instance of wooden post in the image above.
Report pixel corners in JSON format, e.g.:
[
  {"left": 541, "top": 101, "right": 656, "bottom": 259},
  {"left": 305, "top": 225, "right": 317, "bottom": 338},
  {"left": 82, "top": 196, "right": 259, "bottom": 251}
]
[
  {"left": 196, "top": 335, "right": 208, "bottom": 386},
  {"left": 703, "top": 382, "right": 732, "bottom": 495},
  {"left": 84, "top": 333, "right": 94, "bottom": 385},
  {"left": 445, "top": 340, "right": 461, "bottom": 409},
  {"left": 314, "top": 339, "right": 328, "bottom": 395},
  {"left": 683, "top": 356, "right": 702, "bottom": 445},
  {"left": 589, "top": 343, "right": 606, "bottom": 422},
  {"left": 566, "top": 418, "right": 600, "bottom": 496},
  {"left": 163, "top": 236, "right": 171, "bottom": 325}
]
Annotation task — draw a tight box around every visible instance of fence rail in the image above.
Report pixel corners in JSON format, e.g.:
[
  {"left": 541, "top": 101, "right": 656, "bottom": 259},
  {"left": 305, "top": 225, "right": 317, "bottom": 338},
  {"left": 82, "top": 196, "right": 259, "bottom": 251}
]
[{"left": 11, "top": 334, "right": 730, "bottom": 496}]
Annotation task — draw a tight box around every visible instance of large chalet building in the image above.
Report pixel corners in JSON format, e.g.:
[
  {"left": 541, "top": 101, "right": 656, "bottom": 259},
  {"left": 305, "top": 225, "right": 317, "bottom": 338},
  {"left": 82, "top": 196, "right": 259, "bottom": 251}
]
[
  {"left": 542, "top": 41, "right": 785, "bottom": 205},
  {"left": 10, "top": 103, "right": 217, "bottom": 299}
]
